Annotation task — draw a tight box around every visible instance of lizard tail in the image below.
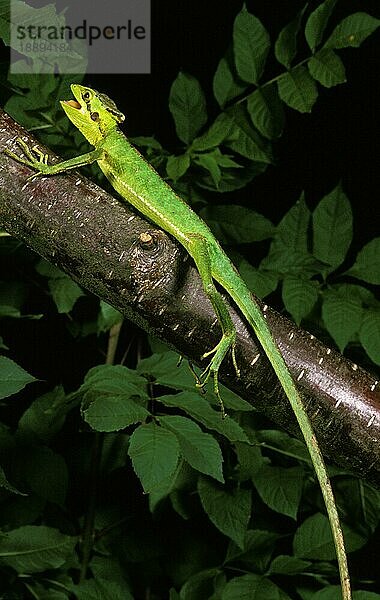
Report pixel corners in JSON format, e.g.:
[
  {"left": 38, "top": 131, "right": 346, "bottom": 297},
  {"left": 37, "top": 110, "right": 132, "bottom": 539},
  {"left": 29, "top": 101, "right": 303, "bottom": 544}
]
[{"left": 214, "top": 265, "right": 351, "bottom": 600}]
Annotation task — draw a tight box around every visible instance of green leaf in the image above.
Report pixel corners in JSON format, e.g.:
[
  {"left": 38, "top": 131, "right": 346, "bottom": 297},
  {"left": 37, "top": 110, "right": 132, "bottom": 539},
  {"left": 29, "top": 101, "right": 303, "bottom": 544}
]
[
  {"left": 200, "top": 205, "right": 275, "bottom": 244},
  {"left": 233, "top": 6, "right": 270, "bottom": 84},
  {"left": 0, "top": 525, "right": 77, "bottom": 573},
  {"left": 17, "top": 386, "right": 70, "bottom": 443},
  {"left": 128, "top": 422, "right": 180, "bottom": 493},
  {"left": 48, "top": 277, "right": 84, "bottom": 314},
  {"left": 36, "top": 260, "right": 85, "bottom": 313},
  {"left": 73, "top": 578, "right": 133, "bottom": 600},
  {"left": 90, "top": 555, "right": 134, "bottom": 591},
  {"left": 3, "top": 3, "right": 85, "bottom": 69},
  {"left": 347, "top": 238, "right": 380, "bottom": 284},
  {"left": 329, "top": 283, "right": 375, "bottom": 305},
  {"left": 170, "top": 488, "right": 192, "bottom": 521},
  {"left": 282, "top": 277, "right": 319, "bottom": 325},
  {"left": 179, "top": 568, "right": 222, "bottom": 600},
  {"left": 24, "top": 583, "right": 69, "bottom": 600},
  {"left": 160, "top": 415, "right": 224, "bottom": 482},
  {"left": 148, "top": 335, "right": 171, "bottom": 355},
  {"left": 253, "top": 465, "right": 305, "bottom": 519},
  {"left": 194, "top": 148, "right": 243, "bottom": 178},
  {"left": 260, "top": 249, "right": 322, "bottom": 277},
  {"left": 169, "top": 71, "right": 207, "bottom": 144},
  {"left": 198, "top": 163, "right": 266, "bottom": 193},
  {"left": 35, "top": 260, "right": 64, "bottom": 279},
  {"left": 0, "top": 356, "right": 36, "bottom": 399},
  {"left": 277, "top": 66, "right": 318, "bottom": 113},
  {"left": 268, "top": 555, "right": 312, "bottom": 575},
  {"left": 4, "top": 94, "right": 47, "bottom": 130},
  {"left": 195, "top": 153, "right": 222, "bottom": 188},
  {"left": 256, "top": 429, "right": 311, "bottom": 464},
  {"left": 322, "top": 294, "right": 362, "bottom": 352},
  {"left": 247, "top": 84, "right": 285, "bottom": 140},
  {"left": 215, "top": 385, "right": 254, "bottom": 412},
  {"left": 192, "top": 113, "right": 234, "bottom": 150},
  {"left": 81, "top": 364, "right": 148, "bottom": 395},
  {"left": 0, "top": 0, "right": 11, "bottom": 45},
  {"left": 166, "top": 153, "right": 191, "bottom": 182},
  {"left": 262, "top": 195, "right": 317, "bottom": 276},
  {"left": 261, "top": 193, "right": 311, "bottom": 276},
  {"left": 222, "top": 574, "right": 291, "bottom": 600},
  {"left": 83, "top": 393, "right": 149, "bottom": 432},
  {"left": 226, "top": 105, "right": 273, "bottom": 163},
  {"left": 197, "top": 476, "right": 251, "bottom": 548},
  {"left": 100, "top": 434, "right": 130, "bottom": 475},
  {"left": 308, "top": 49, "right": 346, "bottom": 88},
  {"left": 275, "top": 5, "right": 307, "bottom": 68},
  {"left": 213, "top": 151, "right": 242, "bottom": 169},
  {"left": 213, "top": 50, "right": 247, "bottom": 108},
  {"left": 97, "top": 301, "right": 122, "bottom": 332},
  {"left": 130, "top": 135, "right": 163, "bottom": 151},
  {"left": 312, "top": 184, "right": 353, "bottom": 269},
  {"left": 273, "top": 193, "right": 311, "bottom": 253},
  {"left": 7, "top": 68, "right": 47, "bottom": 93},
  {"left": 325, "top": 12, "right": 380, "bottom": 49},
  {"left": 149, "top": 460, "right": 195, "bottom": 513},
  {"left": 310, "top": 585, "right": 342, "bottom": 600},
  {"left": 333, "top": 478, "right": 380, "bottom": 535},
  {"left": 359, "top": 311, "right": 380, "bottom": 365},
  {"left": 238, "top": 260, "right": 278, "bottom": 299},
  {"left": 157, "top": 391, "right": 249, "bottom": 443},
  {"left": 293, "top": 513, "right": 366, "bottom": 560},
  {"left": 224, "top": 529, "right": 282, "bottom": 571},
  {"left": 235, "top": 442, "right": 265, "bottom": 481},
  {"left": 137, "top": 351, "right": 200, "bottom": 391},
  {"left": 0, "top": 465, "right": 26, "bottom": 496},
  {"left": 304, "top": 0, "right": 338, "bottom": 51}
]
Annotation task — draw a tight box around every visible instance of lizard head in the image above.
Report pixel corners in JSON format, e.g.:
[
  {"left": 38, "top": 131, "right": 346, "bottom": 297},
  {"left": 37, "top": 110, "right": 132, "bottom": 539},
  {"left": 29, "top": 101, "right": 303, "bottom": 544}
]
[{"left": 60, "top": 84, "right": 125, "bottom": 145}]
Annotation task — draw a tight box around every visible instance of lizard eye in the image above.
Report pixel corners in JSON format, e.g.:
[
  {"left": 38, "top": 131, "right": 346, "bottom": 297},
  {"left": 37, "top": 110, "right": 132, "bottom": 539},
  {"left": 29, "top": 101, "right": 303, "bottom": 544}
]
[
  {"left": 90, "top": 112, "right": 99, "bottom": 121},
  {"left": 82, "top": 91, "right": 91, "bottom": 101}
]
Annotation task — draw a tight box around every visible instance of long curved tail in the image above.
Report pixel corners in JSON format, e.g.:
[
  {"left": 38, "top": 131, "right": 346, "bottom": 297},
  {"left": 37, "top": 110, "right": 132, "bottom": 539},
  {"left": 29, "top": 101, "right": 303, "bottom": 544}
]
[{"left": 214, "top": 261, "right": 351, "bottom": 599}]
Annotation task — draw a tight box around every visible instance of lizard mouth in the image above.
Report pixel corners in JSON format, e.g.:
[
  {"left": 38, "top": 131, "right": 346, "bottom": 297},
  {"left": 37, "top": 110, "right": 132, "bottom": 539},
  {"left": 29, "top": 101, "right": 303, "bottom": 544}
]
[{"left": 62, "top": 100, "right": 81, "bottom": 110}]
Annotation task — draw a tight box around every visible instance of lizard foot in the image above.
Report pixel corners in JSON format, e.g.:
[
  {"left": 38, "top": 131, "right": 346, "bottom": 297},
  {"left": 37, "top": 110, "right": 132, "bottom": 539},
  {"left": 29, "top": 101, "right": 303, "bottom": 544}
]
[
  {"left": 4, "top": 138, "right": 50, "bottom": 178},
  {"left": 196, "top": 332, "right": 240, "bottom": 418}
]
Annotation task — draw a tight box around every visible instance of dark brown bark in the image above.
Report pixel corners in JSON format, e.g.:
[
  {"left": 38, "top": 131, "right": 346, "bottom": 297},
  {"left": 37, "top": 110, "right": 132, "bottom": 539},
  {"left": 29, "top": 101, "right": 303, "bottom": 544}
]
[{"left": 0, "top": 108, "right": 379, "bottom": 488}]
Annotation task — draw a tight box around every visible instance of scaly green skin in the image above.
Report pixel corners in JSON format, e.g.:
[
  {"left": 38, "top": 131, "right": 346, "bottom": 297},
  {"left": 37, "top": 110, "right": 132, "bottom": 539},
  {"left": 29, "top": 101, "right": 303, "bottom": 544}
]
[{"left": 5, "top": 84, "right": 351, "bottom": 599}]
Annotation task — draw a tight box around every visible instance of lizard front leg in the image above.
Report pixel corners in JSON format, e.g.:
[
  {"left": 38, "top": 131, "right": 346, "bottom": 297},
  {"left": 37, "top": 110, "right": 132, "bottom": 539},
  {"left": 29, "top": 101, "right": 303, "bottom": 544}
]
[{"left": 4, "top": 138, "right": 102, "bottom": 179}]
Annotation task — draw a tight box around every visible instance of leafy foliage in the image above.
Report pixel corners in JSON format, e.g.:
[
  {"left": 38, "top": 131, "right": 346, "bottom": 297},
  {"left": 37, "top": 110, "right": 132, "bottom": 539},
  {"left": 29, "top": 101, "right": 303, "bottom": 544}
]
[
  {"left": 169, "top": 72, "right": 207, "bottom": 144},
  {"left": 0, "top": 1, "right": 379, "bottom": 599},
  {"left": 0, "top": 355, "right": 36, "bottom": 399},
  {"left": 0, "top": 525, "right": 77, "bottom": 573}
]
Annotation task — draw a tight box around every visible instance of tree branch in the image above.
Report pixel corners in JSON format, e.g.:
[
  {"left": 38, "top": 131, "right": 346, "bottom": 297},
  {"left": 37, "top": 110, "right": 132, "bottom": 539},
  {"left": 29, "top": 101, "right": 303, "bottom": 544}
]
[{"left": 1, "top": 108, "right": 379, "bottom": 488}]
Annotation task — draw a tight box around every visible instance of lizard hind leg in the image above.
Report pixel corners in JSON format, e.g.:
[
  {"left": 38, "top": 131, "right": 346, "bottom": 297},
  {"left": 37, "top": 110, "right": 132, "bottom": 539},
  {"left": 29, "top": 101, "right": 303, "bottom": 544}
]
[
  {"left": 186, "top": 234, "right": 239, "bottom": 418},
  {"left": 199, "top": 334, "right": 236, "bottom": 418}
]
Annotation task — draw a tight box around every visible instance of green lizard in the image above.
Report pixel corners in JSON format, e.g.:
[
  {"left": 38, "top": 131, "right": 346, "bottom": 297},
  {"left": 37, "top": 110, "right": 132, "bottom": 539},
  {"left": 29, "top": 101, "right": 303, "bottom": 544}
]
[{"left": 5, "top": 84, "right": 351, "bottom": 599}]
